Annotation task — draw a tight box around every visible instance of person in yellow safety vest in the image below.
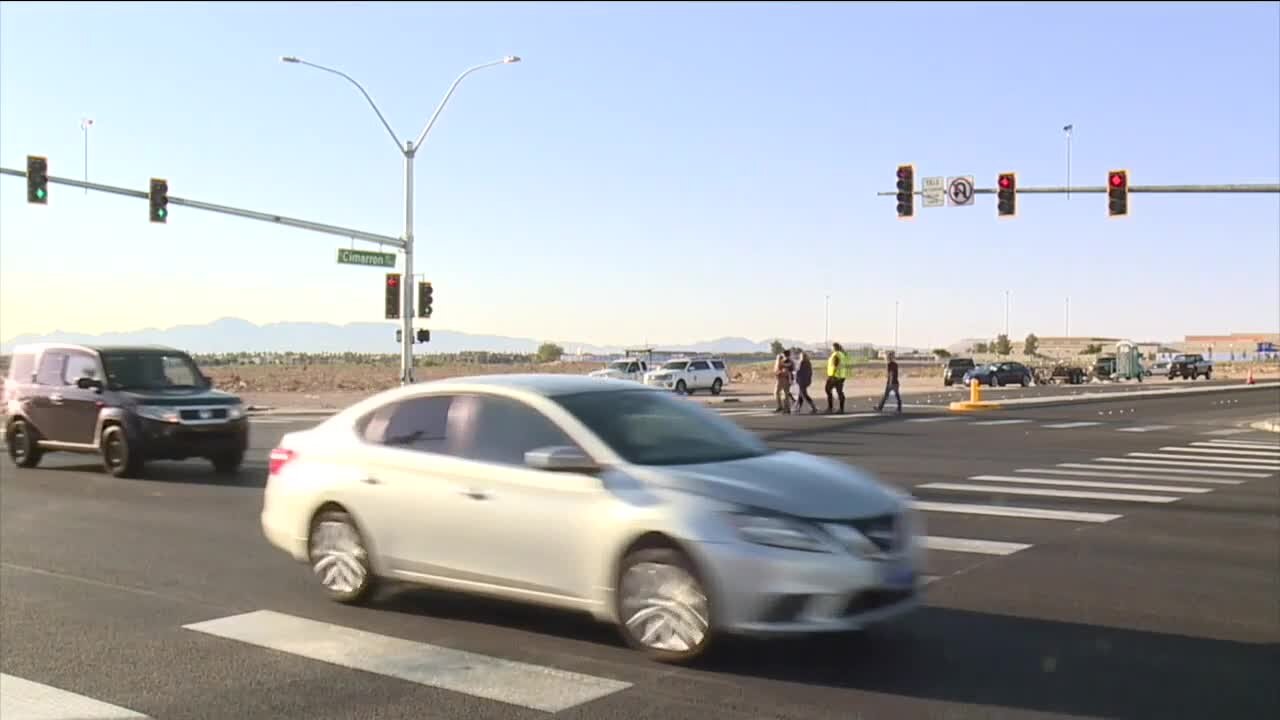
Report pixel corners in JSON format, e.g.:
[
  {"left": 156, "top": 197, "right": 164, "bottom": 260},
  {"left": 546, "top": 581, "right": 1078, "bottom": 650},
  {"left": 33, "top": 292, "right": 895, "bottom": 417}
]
[{"left": 825, "top": 343, "right": 850, "bottom": 414}]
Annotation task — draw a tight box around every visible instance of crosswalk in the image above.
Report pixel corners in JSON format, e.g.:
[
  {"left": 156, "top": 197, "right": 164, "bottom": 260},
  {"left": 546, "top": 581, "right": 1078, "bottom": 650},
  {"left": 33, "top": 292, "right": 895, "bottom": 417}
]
[
  {"left": 904, "top": 436, "right": 1279, "bottom": 584},
  {"left": 704, "top": 405, "right": 1270, "bottom": 436}
]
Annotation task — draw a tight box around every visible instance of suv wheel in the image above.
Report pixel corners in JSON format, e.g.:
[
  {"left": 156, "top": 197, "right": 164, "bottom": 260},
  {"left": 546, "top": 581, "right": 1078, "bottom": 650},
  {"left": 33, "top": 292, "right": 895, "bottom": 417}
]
[
  {"left": 211, "top": 448, "right": 245, "bottom": 475},
  {"left": 101, "top": 425, "right": 144, "bottom": 478},
  {"left": 710, "top": 378, "right": 723, "bottom": 395},
  {"left": 6, "top": 419, "right": 44, "bottom": 468},
  {"left": 615, "top": 547, "right": 713, "bottom": 664},
  {"left": 674, "top": 380, "right": 688, "bottom": 394}
]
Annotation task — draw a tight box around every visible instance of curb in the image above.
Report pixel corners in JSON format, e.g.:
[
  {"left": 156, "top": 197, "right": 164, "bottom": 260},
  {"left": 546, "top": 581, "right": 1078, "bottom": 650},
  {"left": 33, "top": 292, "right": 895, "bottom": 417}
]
[
  {"left": 246, "top": 407, "right": 342, "bottom": 416},
  {"left": 960, "top": 381, "right": 1280, "bottom": 411}
]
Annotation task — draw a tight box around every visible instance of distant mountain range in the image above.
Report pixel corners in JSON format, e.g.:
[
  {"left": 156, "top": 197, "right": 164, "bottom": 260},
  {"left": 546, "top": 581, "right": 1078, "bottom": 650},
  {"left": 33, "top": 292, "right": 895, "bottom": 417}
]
[{"left": 0, "top": 318, "right": 839, "bottom": 356}]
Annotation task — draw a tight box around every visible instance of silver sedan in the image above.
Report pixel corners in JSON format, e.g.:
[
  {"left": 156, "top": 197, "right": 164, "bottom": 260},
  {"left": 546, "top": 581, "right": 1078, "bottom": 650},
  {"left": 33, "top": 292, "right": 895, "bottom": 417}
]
[{"left": 261, "top": 374, "right": 924, "bottom": 663}]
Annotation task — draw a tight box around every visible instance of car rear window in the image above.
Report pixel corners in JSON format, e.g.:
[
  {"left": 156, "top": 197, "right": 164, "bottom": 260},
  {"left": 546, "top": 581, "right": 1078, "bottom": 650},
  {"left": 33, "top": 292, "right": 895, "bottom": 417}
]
[{"left": 7, "top": 352, "right": 35, "bottom": 383}]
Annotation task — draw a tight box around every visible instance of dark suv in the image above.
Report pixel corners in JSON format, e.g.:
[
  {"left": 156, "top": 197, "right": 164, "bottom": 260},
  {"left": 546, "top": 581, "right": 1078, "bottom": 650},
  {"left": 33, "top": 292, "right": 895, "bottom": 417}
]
[
  {"left": 4, "top": 343, "right": 248, "bottom": 478},
  {"left": 942, "top": 357, "right": 975, "bottom": 386}
]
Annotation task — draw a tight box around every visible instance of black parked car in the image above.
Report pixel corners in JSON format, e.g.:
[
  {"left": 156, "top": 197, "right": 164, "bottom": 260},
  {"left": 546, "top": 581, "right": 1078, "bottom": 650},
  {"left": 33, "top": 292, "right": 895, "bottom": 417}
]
[
  {"left": 962, "top": 361, "right": 1034, "bottom": 387},
  {"left": 4, "top": 343, "right": 248, "bottom": 478}
]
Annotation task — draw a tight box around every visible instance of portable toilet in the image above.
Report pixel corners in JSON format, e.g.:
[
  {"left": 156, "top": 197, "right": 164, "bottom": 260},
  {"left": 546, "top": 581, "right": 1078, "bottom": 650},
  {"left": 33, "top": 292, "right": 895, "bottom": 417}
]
[{"left": 1115, "top": 341, "right": 1143, "bottom": 380}]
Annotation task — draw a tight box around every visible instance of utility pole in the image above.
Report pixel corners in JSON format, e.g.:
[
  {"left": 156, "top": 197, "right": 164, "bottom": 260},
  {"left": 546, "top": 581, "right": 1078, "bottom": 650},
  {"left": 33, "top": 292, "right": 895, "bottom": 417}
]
[
  {"left": 1004, "top": 290, "right": 1010, "bottom": 338},
  {"left": 81, "top": 118, "right": 93, "bottom": 194},
  {"left": 1063, "top": 124, "right": 1073, "bottom": 200},
  {"left": 824, "top": 294, "right": 830, "bottom": 349},
  {"left": 893, "top": 300, "right": 900, "bottom": 353}
]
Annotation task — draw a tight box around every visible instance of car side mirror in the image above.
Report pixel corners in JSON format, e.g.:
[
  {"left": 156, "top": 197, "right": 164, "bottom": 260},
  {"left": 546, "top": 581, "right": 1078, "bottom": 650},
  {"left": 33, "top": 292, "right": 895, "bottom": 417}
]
[
  {"left": 524, "top": 445, "right": 598, "bottom": 473},
  {"left": 76, "top": 376, "right": 103, "bottom": 392}
]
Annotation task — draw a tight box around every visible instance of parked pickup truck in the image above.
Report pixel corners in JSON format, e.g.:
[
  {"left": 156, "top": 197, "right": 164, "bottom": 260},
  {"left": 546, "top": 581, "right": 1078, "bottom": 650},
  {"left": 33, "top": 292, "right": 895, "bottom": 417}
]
[
  {"left": 588, "top": 358, "right": 649, "bottom": 383},
  {"left": 1168, "top": 353, "right": 1213, "bottom": 380}
]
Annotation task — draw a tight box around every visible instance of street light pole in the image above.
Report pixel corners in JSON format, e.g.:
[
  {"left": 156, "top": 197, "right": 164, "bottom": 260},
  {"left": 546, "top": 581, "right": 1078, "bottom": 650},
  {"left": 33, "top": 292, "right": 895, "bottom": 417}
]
[{"left": 282, "top": 54, "right": 520, "bottom": 385}]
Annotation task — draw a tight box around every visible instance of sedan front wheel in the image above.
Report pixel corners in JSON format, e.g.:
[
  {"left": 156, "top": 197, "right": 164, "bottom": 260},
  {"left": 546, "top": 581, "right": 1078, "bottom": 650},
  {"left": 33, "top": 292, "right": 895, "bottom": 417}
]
[{"left": 616, "top": 548, "right": 713, "bottom": 664}]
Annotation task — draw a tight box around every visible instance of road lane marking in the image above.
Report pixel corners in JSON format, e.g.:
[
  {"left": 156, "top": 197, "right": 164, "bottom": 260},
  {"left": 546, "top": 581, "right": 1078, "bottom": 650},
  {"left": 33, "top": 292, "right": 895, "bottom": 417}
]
[
  {"left": 969, "top": 419, "right": 1032, "bottom": 426},
  {"left": 1019, "top": 468, "right": 1243, "bottom": 485},
  {"left": 183, "top": 610, "right": 631, "bottom": 713},
  {"left": 971, "top": 474, "right": 1212, "bottom": 493},
  {"left": 1116, "top": 425, "right": 1174, "bottom": 433},
  {"left": 1201, "top": 428, "right": 1254, "bottom": 436},
  {"left": 1095, "top": 457, "right": 1280, "bottom": 471},
  {"left": 1056, "top": 462, "right": 1269, "bottom": 478},
  {"left": 919, "top": 482, "right": 1179, "bottom": 503},
  {"left": 911, "top": 500, "right": 1121, "bottom": 523},
  {"left": 1200, "top": 440, "right": 1280, "bottom": 450},
  {"left": 907, "top": 416, "right": 960, "bottom": 423},
  {"left": 1126, "top": 450, "right": 1274, "bottom": 468},
  {"left": 920, "top": 536, "right": 1032, "bottom": 555},
  {"left": 1161, "top": 446, "right": 1280, "bottom": 458},
  {"left": 0, "top": 674, "right": 149, "bottom": 720},
  {"left": 1041, "top": 421, "right": 1103, "bottom": 429}
]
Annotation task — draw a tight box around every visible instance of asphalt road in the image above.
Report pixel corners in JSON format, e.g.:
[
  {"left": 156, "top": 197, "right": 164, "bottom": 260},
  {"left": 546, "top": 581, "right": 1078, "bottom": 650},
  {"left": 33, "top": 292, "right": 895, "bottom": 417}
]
[{"left": 2, "top": 387, "right": 1278, "bottom": 720}]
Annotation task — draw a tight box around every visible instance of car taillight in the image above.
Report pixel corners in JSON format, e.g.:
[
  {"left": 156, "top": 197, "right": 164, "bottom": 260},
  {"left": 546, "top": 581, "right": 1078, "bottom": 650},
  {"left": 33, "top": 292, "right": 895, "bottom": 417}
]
[{"left": 268, "top": 447, "right": 296, "bottom": 476}]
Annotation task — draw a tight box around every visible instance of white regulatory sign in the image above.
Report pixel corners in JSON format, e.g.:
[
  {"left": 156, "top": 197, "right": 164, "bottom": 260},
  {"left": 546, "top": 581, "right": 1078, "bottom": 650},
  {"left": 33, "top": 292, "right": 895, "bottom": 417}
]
[
  {"left": 947, "top": 176, "right": 975, "bottom": 207},
  {"left": 922, "top": 176, "right": 945, "bottom": 208}
]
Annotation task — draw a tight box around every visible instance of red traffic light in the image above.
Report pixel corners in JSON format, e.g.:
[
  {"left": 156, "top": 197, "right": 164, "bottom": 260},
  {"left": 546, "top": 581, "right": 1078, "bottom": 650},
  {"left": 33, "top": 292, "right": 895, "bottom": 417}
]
[
  {"left": 897, "top": 166, "right": 911, "bottom": 180},
  {"left": 386, "top": 276, "right": 398, "bottom": 287},
  {"left": 998, "top": 175, "right": 1012, "bottom": 189},
  {"left": 1109, "top": 172, "right": 1126, "bottom": 188}
]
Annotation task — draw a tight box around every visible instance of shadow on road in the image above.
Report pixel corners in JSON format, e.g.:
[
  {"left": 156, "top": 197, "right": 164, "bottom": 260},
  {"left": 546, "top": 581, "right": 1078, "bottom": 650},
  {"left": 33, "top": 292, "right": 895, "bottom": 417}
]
[
  {"left": 31, "top": 461, "right": 269, "bottom": 488},
  {"left": 376, "top": 587, "right": 1277, "bottom": 720}
]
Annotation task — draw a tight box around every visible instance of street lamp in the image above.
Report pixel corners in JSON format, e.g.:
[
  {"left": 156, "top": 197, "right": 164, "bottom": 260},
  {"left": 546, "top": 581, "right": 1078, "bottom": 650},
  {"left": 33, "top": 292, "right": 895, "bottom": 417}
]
[{"left": 281, "top": 54, "right": 520, "bottom": 385}]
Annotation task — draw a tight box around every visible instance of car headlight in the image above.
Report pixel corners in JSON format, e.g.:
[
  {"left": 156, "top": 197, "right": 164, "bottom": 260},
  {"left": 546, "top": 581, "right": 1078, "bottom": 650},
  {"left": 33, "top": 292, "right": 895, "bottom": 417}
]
[
  {"left": 227, "top": 404, "right": 245, "bottom": 420},
  {"left": 136, "top": 405, "right": 180, "bottom": 423},
  {"left": 726, "top": 513, "right": 832, "bottom": 553}
]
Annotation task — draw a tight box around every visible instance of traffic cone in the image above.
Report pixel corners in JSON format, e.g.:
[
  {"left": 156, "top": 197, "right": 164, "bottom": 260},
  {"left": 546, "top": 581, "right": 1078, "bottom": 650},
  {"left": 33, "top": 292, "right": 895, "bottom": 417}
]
[{"left": 1247, "top": 368, "right": 1255, "bottom": 385}]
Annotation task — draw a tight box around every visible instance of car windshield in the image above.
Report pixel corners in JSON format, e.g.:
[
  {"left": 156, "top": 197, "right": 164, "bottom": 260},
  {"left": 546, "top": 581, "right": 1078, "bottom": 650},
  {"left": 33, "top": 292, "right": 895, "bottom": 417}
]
[
  {"left": 660, "top": 361, "right": 688, "bottom": 371},
  {"left": 608, "top": 361, "right": 632, "bottom": 371},
  {"left": 552, "top": 389, "right": 771, "bottom": 466},
  {"left": 100, "top": 351, "right": 206, "bottom": 391}
]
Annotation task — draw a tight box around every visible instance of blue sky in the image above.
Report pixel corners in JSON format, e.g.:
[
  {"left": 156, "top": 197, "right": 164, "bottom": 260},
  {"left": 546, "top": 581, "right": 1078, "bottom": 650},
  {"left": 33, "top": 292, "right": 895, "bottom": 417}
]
[{"left": 2, "top": 1, "right": 1278, "bottom": 349}]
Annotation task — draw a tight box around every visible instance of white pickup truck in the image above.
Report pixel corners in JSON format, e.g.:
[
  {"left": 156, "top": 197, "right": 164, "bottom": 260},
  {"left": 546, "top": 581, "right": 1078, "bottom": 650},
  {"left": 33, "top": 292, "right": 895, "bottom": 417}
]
[
  {"left": 588, "top": 359, "right": 650, "bottom": 383},
  {"left": 642, "top": 357, "right": 730, "bottom": 395}
]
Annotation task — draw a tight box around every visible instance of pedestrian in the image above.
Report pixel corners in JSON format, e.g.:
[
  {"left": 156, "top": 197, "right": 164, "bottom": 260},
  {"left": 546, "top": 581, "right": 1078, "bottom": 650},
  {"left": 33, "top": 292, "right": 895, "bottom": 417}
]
[
  {"left": 774, "top": 349, "right": 795, "bottom": 414},
  {"left": 875, "top": 351, "right": 903, "bottom": 414},
  {"left": 825, "top": 342, "right": 849, "bottom": 414},
  {"left": 793, "top": 348, "right": 818, "bottom": 414}
]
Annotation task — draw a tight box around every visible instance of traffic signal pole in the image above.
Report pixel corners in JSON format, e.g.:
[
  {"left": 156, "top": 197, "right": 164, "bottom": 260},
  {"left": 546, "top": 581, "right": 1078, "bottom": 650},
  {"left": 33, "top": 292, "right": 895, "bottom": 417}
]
[
  {"left": 402, "top": 143, "right": 415, "bottom": 386},
  {"left": 878, "top": 182, "right": 1280, "bottom": 197}
]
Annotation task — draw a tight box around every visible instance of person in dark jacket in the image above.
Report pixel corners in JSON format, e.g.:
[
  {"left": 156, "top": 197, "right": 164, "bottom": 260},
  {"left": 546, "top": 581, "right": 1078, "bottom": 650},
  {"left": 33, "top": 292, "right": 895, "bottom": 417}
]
[{"left": 793, "top": 348, "right": 818, "bottom": 414}]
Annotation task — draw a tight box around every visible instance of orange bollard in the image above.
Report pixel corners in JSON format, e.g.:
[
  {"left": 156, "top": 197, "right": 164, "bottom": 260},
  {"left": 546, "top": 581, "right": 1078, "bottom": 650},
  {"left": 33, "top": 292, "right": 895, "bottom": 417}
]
[{"left": 970, "top": 376, "right": 983, "bottom": 403}]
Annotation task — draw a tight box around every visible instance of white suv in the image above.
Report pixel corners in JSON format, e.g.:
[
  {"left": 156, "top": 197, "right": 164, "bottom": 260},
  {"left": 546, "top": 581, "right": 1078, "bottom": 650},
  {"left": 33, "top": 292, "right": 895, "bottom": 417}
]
[{"left": 642, "top": 357, "right": 730, "bottom": 395}]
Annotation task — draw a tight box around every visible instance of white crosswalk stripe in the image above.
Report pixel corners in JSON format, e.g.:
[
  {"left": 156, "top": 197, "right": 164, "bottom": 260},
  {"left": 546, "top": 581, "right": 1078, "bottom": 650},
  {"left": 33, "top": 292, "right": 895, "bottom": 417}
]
[
  {"left": 1020, "top": 468, "right": 1245, "bottom": 485},
  {"left": 1054, "top": 462, "right": 1269, "bottom": 478},
  {"left": 912, "top": 500, "right": 1121, "bottom": 522},
  {"left": 1116, "top": 425, "right": 1174, "bottom": 433},
  {"left": 920, "top": 536, "right": 1031, "bottom": 555},
  {"left": 1096, "top": 456, "right": 1280, "bottom": 471},
  {"left": 1201, "top": 439, "right": 1280, "bottom": 450},
  {"left": 1123, "top": 452, "right": 1279, "bottom": 467},
  {"left": 970, "top": 474, "right": 1214, "bottom": 494},
  {"left": 0, "top": 673, "right": 149, "bottom": 720},
  {"left": 184, "top": 610, "right": 631, "bottom": 713},
  {"left": 1200, "top": 428, "right": 1255, "bottom": 436},
  {"left": 1161, "top": 445, "right": 1280, "bottom": 458},
  {"left": 1042, "top": 421, "right": 1103, "bottom": 429},
  {"left": 920, "top": 482, "right": 1180, "bottom": 503}
]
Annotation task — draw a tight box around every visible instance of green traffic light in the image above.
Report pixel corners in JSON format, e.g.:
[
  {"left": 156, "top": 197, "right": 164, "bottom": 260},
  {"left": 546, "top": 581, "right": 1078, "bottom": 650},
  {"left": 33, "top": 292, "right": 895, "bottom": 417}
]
[
  {"left": 158, "top": 208, "right": 166, "bottom": 218},
  {"left": 36, "top": 188, "right": 46, "bottom": 200}
]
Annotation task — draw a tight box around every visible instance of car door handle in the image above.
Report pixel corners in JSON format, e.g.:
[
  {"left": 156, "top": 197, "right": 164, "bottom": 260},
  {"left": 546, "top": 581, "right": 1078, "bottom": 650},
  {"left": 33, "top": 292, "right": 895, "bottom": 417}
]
[
  {"left": 360, "top": 477, "right": 381, "bottom": 485},
  {"left": 460, "top": 489, "right": 489, "bottom": 501}
]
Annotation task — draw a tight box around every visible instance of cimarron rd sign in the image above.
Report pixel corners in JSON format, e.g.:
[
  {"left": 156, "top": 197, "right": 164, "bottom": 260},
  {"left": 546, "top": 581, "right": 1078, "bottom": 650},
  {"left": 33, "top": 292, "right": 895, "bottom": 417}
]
[{"left": 336, "top": 248, "right": 397, "bottom": 268}]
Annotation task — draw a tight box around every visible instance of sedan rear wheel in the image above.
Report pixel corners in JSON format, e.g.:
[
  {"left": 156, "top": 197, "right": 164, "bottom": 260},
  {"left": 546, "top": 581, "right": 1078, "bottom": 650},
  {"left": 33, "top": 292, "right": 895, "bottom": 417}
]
[
  {"left": 308, "top": 510, "right": 376, "bottom": 604},
  {"left": 616, "top": 548, "right": 713, "bottom": 664}
]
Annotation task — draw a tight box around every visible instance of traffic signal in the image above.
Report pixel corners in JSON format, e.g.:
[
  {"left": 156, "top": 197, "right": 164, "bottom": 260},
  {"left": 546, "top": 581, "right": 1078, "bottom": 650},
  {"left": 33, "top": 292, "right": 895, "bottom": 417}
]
[
  {"left": 895, "top": 164, "right": 914, "bottom": 219},
  {"left": 27, "top": 156, "right": 48, "bottom": 204},
  {"left": 996, "top": 172, "right": 1017, "bottom": 218},
  {"left": 149, "top": 178, "right": 169, "bottom": 223},
  {"left": 384, "top": 273, "right": 401, "bottom": 319},
  {"left": 1107, "top": 170, "right": 1129, "bottom": 217},
  {"left": 417, "top": 281, "right": 433, "bottom": 318},
  {"left": 415, "top": 328, "right": 430, "bottom": 343}
]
